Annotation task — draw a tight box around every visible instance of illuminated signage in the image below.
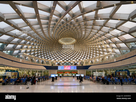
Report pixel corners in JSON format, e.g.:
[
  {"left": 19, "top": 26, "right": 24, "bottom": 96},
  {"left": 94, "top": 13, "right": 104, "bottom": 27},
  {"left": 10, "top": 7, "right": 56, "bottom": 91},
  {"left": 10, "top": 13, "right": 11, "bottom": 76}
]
[
  {"left": 58, "top": 66, "right": 64, "bottom": 70},
  {"left": 58, "top": 66, "right": 77, "bottom": 70},
  {"left": 64, "top": 66, "right": 70, "bottom": 70}
]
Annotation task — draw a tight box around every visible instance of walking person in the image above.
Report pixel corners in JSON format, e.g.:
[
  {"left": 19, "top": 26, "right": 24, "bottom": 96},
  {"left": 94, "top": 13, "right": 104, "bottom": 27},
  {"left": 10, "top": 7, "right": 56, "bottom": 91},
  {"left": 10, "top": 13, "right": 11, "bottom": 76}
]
[
  {"left": 60, "top": 74, "right": 61, "bottom": 78},
  {"left": 81, "top": 75, "right": 83, "bottom": 82},
  {"left": 36, "top": 77, "right": 38, "bottom": 84},
  {"left": 79, "top": 75, "right": 82, "bottom": 83},
  {"left": 120, "top": 76, "right": 123, "bottom": 86},
  {"left": 26, "top": 75, "right": 31, "bottom": 89},
  {"left": 118, "top": 75, "right": 120, "bottom": 84},
  {"left": 31, "top": 74, "right": 36, "bottom": 85}
]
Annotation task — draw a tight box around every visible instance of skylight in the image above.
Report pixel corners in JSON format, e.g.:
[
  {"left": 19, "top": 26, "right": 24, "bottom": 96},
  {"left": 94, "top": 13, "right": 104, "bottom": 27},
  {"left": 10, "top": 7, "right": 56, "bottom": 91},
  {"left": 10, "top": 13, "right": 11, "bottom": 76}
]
[
  {"left": 37, "top": 1, "right": 52, "bottom": 7},
  {"left": 71, "top": 5, "right": 79, "bottom": 13},
  {"left": 0, "top": 35, "right": 11, "bottom": 40},
  {"left": 11, "top": 19, "right": 24, "bottom": 24},
  {"left": 82, "top": 1, "right": 97, "bottom": 8},
  {"left": 98, "top": 7, "right": 114, "bottom": 14},
  {"left": 38, "top": 10, "right": 50, "bottom": 16},
  {"left": 121, "top": 34, "right": 134, "bottom": 39},
  {"left": 116, "top": 4, "right": 136, "bottom": 14},
  {"left": 0, "top": 4, "right": 16, "bottom": 13},
  {"left": 118, "top": 43, "right": 127, "bottom": 47},
  {"left": 56, "top": 4, "right": 64, "bottom": 13},
  {"left": 18, "top": 5, "right": 35, "bottom": 13},
  {"left": 0, "top": 22, "right": 10, "bottom": 28},
  {"left": 84, "top": 11, "right": 95, "bottom": 16},
  {"left": 64, "top": 1, "right": 71, "bottom": 5},
  {"left": 120, "top": 21, "right": 136, "bottom": 29}
]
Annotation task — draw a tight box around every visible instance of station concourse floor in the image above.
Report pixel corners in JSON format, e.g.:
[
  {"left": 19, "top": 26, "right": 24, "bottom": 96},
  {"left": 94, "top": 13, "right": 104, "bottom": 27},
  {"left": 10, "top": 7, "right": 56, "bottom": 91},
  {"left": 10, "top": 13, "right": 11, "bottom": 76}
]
[{"left": 0, "top": 77, "right": 136, "bottom": 93}]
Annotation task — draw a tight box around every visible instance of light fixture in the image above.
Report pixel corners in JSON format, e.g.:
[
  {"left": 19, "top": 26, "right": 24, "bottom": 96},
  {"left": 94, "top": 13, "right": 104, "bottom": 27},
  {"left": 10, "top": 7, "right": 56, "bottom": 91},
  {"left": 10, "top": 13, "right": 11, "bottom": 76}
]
[{"left": 131, "top": 1, "right": 133, "bottom": 4}]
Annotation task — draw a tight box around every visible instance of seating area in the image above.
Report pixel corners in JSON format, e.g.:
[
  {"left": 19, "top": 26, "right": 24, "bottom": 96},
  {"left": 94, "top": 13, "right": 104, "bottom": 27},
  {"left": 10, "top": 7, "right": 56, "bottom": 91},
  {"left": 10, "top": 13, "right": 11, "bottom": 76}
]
[
  {"left": 2, "top": 75, "right": 51, "bottom": 85},
  {"left": 85, "top": 76, "right": 136, "bottom": 85}
]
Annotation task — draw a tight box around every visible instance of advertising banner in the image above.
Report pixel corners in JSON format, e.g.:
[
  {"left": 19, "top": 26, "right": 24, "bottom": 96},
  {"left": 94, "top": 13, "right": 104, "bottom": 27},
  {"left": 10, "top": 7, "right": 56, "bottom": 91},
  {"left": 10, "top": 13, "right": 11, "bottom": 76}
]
[{"left": 58, "top": 66, "right": 77, "bottom": 70}]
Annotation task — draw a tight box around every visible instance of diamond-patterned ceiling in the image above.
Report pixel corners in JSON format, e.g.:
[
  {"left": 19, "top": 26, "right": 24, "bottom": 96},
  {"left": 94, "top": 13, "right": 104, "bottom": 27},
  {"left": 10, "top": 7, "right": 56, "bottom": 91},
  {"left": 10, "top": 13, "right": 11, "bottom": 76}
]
[{"left": 0, "top": 1, "right": 136, "bottom": 63}]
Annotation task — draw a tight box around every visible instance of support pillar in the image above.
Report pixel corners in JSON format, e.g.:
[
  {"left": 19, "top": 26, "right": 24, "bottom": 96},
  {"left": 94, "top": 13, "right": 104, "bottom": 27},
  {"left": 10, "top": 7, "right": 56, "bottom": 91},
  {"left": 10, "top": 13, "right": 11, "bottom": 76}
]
[
  {"left": 109, "top": 69, "right": 111, "bottom": 75},
  {"left": 30, "top": 69, "right": 32, "bottom": 77},
  {"left": 36, "top": 70, "right": 38, "bottom": 76},
  {"left": 103, "top": 69, "right": 105, "bottom": 77},
  {"left": 96, "top": 69, "right": 98, "bottom": 76}
]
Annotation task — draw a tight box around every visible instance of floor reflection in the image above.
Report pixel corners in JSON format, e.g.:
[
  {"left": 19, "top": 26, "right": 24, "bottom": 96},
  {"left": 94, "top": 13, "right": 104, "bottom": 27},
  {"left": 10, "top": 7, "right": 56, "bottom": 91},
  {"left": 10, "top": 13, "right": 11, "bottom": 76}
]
[{"left": 1, "top": 77, "right": 136, "bottom": 92}]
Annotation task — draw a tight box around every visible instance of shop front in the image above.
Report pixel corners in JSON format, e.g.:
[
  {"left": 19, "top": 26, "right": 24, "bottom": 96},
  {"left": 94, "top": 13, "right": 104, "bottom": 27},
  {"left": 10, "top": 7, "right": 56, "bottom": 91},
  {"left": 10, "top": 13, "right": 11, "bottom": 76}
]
[
  {"left": 0, "top": 66, "right": 49, "bottom": 79},
  {"left": 57, "top": 70, "right": 77, "bottom": 76},
  {"left": 115, "top": 69, "right": 130, "bottom": 77},
  {"left": 0, "top": 66, "right": 19, "bottom": 79}
]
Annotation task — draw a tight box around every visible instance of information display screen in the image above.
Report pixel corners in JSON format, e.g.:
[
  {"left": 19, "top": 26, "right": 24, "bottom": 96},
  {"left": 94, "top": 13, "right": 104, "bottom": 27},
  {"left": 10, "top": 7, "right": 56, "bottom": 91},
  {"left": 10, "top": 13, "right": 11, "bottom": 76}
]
[
  {"left": 81, "top": 74, "right": 84, "bottom": 77},
  {"left": 58, "top": 66, "right": 77, "bottom": 70},
  {"left": 76, "top": 74, "right": 80, "bottom": 76},
  {"left": 51, "top": 74, "right": 56, "bottom": 77}
]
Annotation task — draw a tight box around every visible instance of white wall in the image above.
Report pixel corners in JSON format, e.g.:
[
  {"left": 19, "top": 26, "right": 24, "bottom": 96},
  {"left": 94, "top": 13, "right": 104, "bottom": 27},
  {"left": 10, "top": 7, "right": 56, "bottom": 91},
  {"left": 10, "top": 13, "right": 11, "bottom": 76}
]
[
  {"left": 78, "top": 70, "right": 86, "bottom": 75},
  {"left": 48, "top": 70, "right": 57, "bottom": 76}
]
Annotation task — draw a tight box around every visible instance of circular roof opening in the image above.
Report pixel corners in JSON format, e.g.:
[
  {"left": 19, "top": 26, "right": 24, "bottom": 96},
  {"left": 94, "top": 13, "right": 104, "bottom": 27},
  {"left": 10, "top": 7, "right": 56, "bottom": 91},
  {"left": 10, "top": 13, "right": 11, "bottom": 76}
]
[{"left": 58, "top": 37, "right": 76, "bottom": 45}]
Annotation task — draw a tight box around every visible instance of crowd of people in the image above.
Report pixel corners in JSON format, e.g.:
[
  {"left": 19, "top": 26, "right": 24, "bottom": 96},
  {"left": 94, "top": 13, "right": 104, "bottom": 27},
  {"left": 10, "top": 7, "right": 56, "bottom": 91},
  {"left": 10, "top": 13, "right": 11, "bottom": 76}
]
[
  {"left": 1, "top": 74, "right": 49, "bottom": 86},
  {"left": 88, "top": 74, "right": 136, "bottom": 85},
  {"left": 76, "top": 75, "right": 83, "bottom": 83}
]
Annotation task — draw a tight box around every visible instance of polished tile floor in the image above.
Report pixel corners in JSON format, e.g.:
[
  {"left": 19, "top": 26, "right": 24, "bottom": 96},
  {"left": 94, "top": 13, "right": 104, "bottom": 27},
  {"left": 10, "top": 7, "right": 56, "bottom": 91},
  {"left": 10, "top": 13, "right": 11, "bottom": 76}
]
[{"left": 0, "top": 77, "right": 136, "bottom": 93}]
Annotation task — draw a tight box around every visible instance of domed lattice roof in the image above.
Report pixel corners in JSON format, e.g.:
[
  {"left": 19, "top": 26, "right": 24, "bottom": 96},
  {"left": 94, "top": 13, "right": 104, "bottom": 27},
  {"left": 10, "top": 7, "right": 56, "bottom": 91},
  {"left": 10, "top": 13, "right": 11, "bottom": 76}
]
[{"left": 0, "top": 1, "right": 136, "bottom": 64}]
